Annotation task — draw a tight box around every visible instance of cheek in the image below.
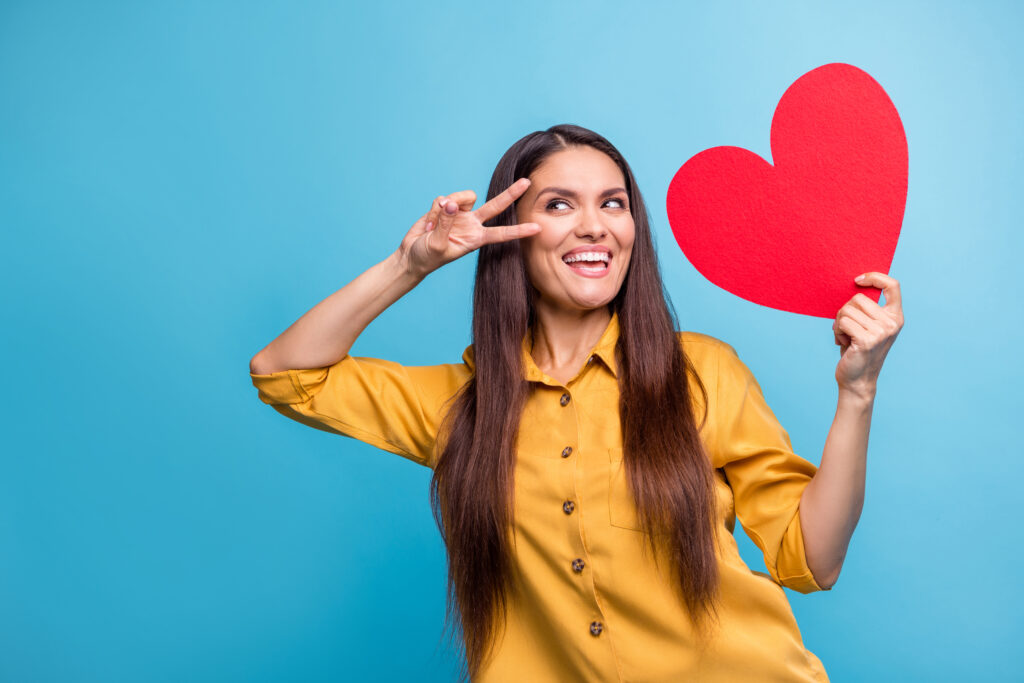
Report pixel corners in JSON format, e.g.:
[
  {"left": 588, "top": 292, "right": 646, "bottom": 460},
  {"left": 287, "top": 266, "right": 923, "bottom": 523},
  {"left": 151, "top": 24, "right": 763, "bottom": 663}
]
[
  {"left": 524, "top": 227, "right": 564, "bottom": 265},
  {"left": 531, "top": 220, "right": 565, "bottom": 248},
  {"left": 617, "top": 224, "right": 637, "bottom": 256},
  {"left": 521, "top": 240, "right": 555, "bottom": 280}
]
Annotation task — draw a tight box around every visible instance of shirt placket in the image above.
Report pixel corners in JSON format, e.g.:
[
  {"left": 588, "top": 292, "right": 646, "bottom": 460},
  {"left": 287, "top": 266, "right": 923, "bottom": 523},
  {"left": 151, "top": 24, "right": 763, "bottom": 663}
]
[{"left": 533, "top": 354, "right": 623, "bottom": 680}]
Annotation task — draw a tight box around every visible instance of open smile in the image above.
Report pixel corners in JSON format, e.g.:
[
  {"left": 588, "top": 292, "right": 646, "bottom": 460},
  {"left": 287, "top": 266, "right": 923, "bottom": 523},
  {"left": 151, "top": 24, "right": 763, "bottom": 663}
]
[{"left": 561, "top": 251, "right": 611, "bottom": 278}]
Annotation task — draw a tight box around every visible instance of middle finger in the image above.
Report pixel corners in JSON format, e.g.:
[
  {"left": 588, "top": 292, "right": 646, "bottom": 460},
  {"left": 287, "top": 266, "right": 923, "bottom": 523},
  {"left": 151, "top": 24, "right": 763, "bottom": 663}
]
[
  {"left": 839, "top": 304, "right": 884, "bottom": 339},
  {"left": 849, "top": 293, "right": 887, "bottom": 323}
]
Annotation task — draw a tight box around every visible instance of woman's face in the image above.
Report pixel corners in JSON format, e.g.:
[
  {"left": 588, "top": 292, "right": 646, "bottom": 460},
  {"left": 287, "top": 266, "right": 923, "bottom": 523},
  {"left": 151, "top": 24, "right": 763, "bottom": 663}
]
[{"left": 516, "top": 146, "right": 636, "bottom": 314}]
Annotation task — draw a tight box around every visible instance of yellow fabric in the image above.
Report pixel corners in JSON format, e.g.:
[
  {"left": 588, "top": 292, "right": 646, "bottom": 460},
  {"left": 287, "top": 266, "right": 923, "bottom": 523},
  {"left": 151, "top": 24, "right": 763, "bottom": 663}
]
[{"left": 251, "top": 312, "right": 831, "bottom": 682}]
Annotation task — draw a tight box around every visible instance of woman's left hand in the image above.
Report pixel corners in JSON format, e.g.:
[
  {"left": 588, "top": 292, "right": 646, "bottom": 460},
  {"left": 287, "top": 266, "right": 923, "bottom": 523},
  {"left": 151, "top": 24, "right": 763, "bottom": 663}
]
[{"left": 833, "top": 272, "right": 904, "bottom": 399}]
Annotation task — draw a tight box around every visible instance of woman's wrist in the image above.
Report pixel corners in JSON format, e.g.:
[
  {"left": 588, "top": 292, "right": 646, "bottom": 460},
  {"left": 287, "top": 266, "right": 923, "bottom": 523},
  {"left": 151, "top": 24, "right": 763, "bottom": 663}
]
[
  {"left": 386, "top": 248, "right": 429, "bottom": 287},
  {"left": 837, "top": 382, "right": 877, "bottom": 407}
]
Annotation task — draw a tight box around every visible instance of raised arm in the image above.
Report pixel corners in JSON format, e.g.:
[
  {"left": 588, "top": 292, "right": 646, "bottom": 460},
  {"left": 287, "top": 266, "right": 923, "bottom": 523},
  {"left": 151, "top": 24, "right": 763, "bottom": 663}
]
[
  {"left": 249, "top": 251, "right": 423, "bottom": 375},
  {"left": 249, "top": 178, "right": 541, "bottom": 375},
  {"left": 800, "top": 272, "right": 904, "bottom": 588}
]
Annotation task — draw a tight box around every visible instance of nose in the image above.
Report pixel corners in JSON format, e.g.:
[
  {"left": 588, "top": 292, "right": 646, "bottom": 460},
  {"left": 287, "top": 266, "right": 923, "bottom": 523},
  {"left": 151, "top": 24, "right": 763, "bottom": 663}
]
[{"left": 575, "top": 204, "right": 608, "bottom": 240}]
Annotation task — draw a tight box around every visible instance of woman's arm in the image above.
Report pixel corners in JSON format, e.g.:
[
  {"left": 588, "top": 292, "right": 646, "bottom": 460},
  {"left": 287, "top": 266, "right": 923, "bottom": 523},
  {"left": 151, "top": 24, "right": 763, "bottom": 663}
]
[
  {"left": 249, "top": 179, "right": 540, "bottom": 375},
  {"left": 799, "top": 272, "right": 904, "bottom": 589},
  {"left": 249, "top": 251, "right": 424, "bottom": 375},
  {"left": 799, "top": 390, "right": 873, "bottom": 589}
]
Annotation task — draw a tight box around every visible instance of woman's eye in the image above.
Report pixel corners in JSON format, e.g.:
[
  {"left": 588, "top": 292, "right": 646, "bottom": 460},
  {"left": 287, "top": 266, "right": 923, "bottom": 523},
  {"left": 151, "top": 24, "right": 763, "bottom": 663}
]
[{"left": 547, "top": 198, "right": 627, "bottom": 211}]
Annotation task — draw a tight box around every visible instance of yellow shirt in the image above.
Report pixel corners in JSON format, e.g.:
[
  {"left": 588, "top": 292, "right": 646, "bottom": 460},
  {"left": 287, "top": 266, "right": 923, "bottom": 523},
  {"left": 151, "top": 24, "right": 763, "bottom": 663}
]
[{"left": 250, "top": 311, "right": 832, "bottom": 682}]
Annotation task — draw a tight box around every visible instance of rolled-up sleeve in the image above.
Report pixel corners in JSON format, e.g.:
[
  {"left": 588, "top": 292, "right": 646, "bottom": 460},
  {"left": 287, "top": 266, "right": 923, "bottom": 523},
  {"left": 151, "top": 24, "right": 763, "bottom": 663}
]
[
  {"left": 250, "top": 354, "right": 471, "bottom": 469},
  {"left": 712, "top": 342, "right": 830, "bottom": 594}
]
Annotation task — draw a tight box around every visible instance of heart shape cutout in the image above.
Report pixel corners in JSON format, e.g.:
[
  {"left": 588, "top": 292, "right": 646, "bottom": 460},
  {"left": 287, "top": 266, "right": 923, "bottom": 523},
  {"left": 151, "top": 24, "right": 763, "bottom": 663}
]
[{"left": 666, "top": 63, "right": 907, "bottom": 318}]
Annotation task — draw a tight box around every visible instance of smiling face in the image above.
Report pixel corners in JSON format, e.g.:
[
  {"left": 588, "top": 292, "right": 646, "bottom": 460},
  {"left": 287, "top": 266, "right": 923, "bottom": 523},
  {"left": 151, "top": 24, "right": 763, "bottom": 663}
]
[{"left": 515, "top": 145, "right": 636, "bottom": 315}]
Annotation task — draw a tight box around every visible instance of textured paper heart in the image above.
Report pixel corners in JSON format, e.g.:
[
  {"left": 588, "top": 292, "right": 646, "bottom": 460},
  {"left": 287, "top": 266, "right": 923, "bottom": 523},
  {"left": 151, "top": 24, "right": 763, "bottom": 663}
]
[{"left": 666, "top": 63, "right": 907, "bottom": 318}]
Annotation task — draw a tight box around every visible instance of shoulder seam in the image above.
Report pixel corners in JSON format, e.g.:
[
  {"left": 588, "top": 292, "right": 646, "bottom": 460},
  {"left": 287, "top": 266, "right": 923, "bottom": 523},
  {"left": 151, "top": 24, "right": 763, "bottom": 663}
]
[{"left": 677, "top": 331, "right": 728, "bottom": 347}]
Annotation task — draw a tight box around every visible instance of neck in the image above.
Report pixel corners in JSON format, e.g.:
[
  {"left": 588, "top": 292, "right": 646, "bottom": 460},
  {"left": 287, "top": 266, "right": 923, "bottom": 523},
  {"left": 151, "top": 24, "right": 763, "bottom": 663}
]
[{"left": 530, "top": 302, "right": 612, "bottom": 372}]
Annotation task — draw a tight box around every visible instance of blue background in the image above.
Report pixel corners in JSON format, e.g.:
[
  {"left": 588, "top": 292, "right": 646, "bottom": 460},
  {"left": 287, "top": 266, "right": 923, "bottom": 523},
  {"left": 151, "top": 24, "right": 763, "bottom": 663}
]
[{"left": 2, "top": 1, "right": 1020, "bottom": 680}]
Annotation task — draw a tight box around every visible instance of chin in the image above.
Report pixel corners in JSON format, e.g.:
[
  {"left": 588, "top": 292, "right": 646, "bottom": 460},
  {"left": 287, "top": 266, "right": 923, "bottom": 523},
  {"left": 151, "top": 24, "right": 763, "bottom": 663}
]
[
  {"left": 533, "top": 273, "right": 623, "bottom": 313},
  {"left": 568, "top": 294, "right": 618, "bottom": 312}
]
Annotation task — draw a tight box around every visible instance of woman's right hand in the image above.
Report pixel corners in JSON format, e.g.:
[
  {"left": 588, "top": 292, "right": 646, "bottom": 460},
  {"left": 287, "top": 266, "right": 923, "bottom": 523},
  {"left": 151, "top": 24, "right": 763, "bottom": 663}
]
[{"left": 397, "top": 177, "right": 542, "bottom": 279}]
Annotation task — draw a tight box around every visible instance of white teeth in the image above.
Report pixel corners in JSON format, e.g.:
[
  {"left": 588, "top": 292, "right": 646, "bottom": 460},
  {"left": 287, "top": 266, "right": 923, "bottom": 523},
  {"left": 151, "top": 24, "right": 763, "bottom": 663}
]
[{"left": 562, "top": 252, "right": 610, "bottom": 264}]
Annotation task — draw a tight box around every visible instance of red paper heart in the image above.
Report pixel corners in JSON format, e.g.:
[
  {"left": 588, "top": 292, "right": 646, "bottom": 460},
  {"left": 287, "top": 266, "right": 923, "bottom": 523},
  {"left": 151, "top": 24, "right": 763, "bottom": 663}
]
[{"left": 666, "top": 63, "right": 907, "bottom": 318}]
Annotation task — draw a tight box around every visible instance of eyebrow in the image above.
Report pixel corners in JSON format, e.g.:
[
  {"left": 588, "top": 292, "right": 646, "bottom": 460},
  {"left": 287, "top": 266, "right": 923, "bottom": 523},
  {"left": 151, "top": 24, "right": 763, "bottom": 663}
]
[{"left": 536, "top": 186, "right": 628, "bottom": 200}]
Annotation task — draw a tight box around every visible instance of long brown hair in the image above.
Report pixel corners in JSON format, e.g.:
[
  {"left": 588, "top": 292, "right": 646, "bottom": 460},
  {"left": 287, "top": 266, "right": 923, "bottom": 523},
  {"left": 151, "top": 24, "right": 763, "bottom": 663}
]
[{"left": 429, "top": 124, "right": 720, "bottom": 681}]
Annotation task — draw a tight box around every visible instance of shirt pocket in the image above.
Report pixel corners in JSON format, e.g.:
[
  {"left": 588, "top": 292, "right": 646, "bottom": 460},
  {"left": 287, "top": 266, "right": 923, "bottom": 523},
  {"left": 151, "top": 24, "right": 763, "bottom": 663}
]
[
  {"left": 609, "top": 449, "right": 736, "bottom": 535},
  {"left": 608, "top": 447, "right": 643, "bottom": 531}
]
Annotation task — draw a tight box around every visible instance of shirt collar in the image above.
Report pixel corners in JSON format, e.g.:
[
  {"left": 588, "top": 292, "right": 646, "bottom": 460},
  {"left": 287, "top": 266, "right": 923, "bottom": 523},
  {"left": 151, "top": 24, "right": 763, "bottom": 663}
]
[{"left": 461, "top": 310, "right": 619, "bottom": 381}]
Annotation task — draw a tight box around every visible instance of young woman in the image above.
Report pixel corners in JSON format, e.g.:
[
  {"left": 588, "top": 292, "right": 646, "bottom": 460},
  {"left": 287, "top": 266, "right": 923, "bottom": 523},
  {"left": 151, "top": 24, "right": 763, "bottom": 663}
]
[{"left": 249, "top": 124, "right": 903, "bottom": 682}]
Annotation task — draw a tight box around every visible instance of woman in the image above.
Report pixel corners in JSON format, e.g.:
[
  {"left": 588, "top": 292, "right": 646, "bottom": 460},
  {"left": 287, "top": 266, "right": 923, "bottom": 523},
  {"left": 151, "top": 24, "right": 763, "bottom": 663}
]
[{"left": 249, "top": 124, "right": 903, "bottom": 682}]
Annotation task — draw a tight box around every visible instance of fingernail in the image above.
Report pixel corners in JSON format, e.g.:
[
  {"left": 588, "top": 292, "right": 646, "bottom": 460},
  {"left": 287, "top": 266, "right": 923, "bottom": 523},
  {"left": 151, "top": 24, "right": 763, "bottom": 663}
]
[
  {"left": 445, "top": 201, "right": 457, "bottom": 214},
  {"left": 855, "top": 274, "right": 866, "bottom": 282}
]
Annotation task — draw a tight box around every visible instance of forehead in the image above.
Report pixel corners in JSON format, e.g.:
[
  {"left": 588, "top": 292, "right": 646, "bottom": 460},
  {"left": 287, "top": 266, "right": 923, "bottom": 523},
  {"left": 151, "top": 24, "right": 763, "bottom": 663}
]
[{"left": 530, "top": 146, "right": 625, "bottom": 188}]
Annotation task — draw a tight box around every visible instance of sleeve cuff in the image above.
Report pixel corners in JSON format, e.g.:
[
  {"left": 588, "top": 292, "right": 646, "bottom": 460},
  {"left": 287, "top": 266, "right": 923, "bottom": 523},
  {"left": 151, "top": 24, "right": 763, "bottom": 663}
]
[
  {"left": 250, "top": 367, "right": 329, "bottom": 405},
  {"left": 773, "top": 504, "right": 833, "bottom": 593}
]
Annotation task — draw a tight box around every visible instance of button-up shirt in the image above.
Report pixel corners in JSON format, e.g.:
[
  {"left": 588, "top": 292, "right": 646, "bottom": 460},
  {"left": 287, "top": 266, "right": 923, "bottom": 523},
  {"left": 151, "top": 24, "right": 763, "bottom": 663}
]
[{"left": 250, "top": 311, "right": 831, "bottom": 682}]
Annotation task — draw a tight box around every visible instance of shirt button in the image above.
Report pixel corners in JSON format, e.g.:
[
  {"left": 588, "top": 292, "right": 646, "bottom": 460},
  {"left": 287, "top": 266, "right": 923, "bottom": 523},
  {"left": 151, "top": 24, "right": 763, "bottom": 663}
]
[
  {"left": 560, "top": 392, "right": 571, "bottom": 406},
  {"left": 563, "top": 500, "right": 575, "bottom": 514},
  {"left": 572, "top": 558, "right": 585, "bottom": 573},
  {"left": 590, "top": 621, "right": 603, "bottom": 636},
  {"left": 561, "top": 446, "right": 573, "bottom": 458}
]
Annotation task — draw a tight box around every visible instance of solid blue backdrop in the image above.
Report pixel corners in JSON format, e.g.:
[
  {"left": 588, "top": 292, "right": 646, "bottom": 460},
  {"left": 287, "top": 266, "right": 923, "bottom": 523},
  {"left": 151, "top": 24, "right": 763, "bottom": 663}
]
[{"left": 2, "top": 1, "right": 1020, "bottom": 680}]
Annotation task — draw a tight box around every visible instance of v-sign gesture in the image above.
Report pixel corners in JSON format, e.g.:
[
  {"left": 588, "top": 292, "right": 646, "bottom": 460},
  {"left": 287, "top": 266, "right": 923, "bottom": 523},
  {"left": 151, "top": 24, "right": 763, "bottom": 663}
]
[{"left": 399, "top": 177, "right": 542, "bottom": 278}]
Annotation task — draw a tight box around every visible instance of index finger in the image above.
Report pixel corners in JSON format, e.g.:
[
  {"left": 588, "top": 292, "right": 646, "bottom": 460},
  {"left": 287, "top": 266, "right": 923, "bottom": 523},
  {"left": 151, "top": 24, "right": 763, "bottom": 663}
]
[
  {"left": 856, "top": 271, "right": 902, "bottom": 311},
  {"left": 474, "top": 177, "right": 531, "bottom": 224}
]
